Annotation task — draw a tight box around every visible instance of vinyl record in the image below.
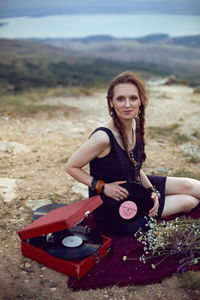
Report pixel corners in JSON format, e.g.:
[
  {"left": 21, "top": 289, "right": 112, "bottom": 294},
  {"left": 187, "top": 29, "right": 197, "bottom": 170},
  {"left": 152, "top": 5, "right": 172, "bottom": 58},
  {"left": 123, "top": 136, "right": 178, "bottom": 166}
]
[
  {"left": 117, "top": 182, "right": 153, "bottom": 220},
  {"left": 44, "top": 226, "right": 103, "bottom": 260},
  {"left": 32, "top": 203, "right": 67, "bottom": 221},
  {"left": 102, "top": 182, "right": 153, "bottom": 223},
  {"left": 29, "top": 226, "right": 103, "bottom": 260}
]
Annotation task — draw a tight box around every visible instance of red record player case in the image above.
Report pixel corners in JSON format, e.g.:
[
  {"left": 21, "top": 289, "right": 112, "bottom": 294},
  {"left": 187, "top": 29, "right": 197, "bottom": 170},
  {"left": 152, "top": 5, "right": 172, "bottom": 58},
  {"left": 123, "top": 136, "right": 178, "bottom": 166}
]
[{"left": 18, "top": 196, "right": 111, "bottom": 279}]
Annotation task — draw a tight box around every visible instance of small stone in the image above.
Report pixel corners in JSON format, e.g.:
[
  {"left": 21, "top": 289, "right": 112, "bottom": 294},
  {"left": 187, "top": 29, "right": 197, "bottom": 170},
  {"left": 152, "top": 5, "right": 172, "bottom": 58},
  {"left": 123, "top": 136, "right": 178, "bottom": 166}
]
[
  {"left": 24, "top": 279, "right": 30, "bottom": 283},
  {"left": 50, "top": 288, "right": 57, "bottom": 292},
  {"left": 20, "top": 271, "right": 27, "bottom": 275},
  {"left": 25, "top": 262, "right": 31, "bottom": 269},
  {"left": 0, "top": 177, "right": 17, "bottom": 202}
]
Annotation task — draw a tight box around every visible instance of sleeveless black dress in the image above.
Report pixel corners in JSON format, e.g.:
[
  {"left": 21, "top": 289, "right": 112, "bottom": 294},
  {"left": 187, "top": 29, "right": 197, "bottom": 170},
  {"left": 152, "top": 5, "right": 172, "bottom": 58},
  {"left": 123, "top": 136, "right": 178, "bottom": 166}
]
[{"left": 89, "top": 127, "right": 166, "bottom": 236}]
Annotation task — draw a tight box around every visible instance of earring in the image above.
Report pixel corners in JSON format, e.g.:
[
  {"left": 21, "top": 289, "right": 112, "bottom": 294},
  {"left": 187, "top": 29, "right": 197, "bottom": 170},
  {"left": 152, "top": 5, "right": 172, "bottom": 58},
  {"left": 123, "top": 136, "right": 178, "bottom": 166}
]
[{"left": 110, "top": 106, "right": 114, "bottom": 117}]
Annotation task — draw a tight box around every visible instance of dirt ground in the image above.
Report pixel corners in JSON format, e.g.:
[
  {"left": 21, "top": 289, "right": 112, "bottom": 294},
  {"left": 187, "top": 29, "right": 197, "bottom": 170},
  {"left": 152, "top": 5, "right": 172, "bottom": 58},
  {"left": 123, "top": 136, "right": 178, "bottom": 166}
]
[{"left": 0, "top": 83, "right": 200, "bottom": 300}]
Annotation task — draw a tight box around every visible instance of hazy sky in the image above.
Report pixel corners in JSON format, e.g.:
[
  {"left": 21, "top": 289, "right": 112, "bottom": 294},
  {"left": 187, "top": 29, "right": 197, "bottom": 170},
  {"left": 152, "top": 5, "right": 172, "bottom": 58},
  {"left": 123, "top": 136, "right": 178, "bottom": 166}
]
[{"left": 0, "top": 0, "right": 200, "bottom": 18}]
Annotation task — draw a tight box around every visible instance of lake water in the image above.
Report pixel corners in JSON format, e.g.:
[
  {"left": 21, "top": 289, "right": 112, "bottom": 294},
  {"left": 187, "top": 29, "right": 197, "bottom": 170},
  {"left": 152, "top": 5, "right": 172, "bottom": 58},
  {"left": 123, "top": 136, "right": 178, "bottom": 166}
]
[{"left": 0, "top": 14, "right": 199, "bottom": 39}]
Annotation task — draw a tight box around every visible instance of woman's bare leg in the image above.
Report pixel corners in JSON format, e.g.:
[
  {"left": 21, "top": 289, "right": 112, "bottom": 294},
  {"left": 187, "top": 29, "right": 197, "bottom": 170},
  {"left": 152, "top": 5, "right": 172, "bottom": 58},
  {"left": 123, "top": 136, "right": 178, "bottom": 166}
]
[{"left": 161, "top": 177, "right": 200, "bottom": 217}]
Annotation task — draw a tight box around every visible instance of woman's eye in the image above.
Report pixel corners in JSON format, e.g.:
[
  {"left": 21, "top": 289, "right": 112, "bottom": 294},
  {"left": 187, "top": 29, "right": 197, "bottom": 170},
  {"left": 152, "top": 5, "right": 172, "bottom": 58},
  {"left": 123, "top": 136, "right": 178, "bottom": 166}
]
[
  {"left": 117, "top": 96, "right": 124, "bottom": 101},
  {"left": 130, "top": 96, "right": 138, "bottom": 101}
]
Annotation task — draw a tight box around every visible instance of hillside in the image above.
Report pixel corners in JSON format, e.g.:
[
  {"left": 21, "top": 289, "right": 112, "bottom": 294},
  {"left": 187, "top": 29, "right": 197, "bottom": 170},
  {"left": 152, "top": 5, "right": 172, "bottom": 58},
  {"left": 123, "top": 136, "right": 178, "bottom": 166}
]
[
  {"left": 0, "top": 34, "right": 200, "bottom": 91},
  {"left": 32, "top": 34, "right": 200, "bottom": 83}
]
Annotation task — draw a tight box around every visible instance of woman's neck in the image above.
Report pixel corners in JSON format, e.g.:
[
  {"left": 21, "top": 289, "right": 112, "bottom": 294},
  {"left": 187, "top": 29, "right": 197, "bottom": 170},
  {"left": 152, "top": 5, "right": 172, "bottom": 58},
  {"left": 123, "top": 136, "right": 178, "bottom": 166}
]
[
  {"left": 107, "top": 118, "right": 135, "bottom": 135},
  {"left": 121, "top": 118, "right": 135, "bottom": 133}
]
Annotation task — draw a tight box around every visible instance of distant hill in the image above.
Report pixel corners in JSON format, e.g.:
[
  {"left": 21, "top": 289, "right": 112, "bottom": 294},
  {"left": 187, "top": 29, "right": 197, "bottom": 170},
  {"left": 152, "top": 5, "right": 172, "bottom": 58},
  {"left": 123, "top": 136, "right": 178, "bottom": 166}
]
[
  {"left": 134, "top": 34, "right": 200, "bottom": 48},
  {"left": 32, "top": 33, "right": 200, "bottom": 48},
  {"left": 0, "top": 35, "right": 200, "bottom": 91},
  {"left": 28, "top": 34, "right": 200, "bottom": 84}
]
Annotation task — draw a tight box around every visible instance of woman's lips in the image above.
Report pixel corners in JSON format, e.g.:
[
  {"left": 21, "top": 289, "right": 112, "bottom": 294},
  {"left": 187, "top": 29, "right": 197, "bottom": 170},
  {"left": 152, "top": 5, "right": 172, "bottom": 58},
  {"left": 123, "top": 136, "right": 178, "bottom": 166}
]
[{"left": 123, "top": 110, "right": 133, "bottom": 114}]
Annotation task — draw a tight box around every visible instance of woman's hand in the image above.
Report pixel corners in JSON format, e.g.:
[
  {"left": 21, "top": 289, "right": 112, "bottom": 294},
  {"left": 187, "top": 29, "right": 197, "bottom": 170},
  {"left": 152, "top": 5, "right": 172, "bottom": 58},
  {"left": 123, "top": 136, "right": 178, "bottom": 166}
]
[
  {"left": 149, "top": 192, "right": 159, "bottom": 217},
  {"left": 104, "top": 181, "right": 129, "bottom": 201}
]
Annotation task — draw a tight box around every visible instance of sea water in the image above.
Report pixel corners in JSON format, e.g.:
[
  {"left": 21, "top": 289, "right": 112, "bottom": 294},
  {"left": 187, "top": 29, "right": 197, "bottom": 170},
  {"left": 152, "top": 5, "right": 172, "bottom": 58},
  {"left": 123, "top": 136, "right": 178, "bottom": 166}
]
[{"left": 0, "top": 14, "right": 199, "bottom": 39}]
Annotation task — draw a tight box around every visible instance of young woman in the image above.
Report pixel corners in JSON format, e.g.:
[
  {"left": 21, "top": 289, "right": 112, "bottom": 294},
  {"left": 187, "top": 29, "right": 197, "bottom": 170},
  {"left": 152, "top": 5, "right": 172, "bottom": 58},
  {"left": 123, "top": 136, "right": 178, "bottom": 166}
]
[{"left": 65, "top": 71, "right": 200, "bottom": 236}]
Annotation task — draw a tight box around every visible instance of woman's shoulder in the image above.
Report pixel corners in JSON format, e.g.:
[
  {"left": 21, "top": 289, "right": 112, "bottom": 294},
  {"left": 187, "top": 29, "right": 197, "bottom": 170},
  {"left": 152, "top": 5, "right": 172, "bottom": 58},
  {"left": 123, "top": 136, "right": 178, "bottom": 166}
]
[{"left": 89, "top": 127, "right": 111, "bottom": 145}]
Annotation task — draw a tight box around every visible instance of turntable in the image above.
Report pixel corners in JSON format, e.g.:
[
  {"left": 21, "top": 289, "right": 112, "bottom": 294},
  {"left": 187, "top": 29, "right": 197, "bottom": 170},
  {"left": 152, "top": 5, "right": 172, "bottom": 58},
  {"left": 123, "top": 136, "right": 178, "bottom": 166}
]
[{"left": 18, "top": 196, "right": 111, "bottom": 279}]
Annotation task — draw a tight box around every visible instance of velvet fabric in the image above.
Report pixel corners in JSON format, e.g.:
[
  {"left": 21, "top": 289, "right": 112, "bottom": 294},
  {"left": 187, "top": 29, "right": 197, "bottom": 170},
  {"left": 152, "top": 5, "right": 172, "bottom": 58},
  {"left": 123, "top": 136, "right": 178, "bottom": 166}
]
[{"left": 68, "top": 205, "right": 200, "bottom": 291}]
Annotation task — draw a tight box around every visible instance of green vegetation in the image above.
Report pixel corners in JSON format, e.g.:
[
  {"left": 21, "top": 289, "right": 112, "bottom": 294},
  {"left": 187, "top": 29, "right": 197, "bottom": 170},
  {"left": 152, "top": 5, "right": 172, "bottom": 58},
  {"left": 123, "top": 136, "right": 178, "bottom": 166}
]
[
  {"left": 147, "top": 124, "right": 191, "bottom": 145},
  {"left": 147, "top": 124, "right": 180, "bottom": 136},
  {"left": 0, "top": 91, "right": 55, "bottom": 115},
  {"left": 1, "top": 37, "right": 200, "bottom": 92},
  {"left": 0, "top": 87, "right": 88, "bottom": 116},
  {"left": 0, "top": 58, "right": 173, "bottom": 92}
]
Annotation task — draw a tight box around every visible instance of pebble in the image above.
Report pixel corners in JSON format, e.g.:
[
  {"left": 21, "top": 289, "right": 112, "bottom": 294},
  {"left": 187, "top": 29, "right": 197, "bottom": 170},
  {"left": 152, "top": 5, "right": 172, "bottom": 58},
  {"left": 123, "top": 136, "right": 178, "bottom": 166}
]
[
  {"left": 0, "top": 177, "right": 17, "bottom": 202},
  {"left": 25, "top": 262, "right": 31, "bottom": 269},
  {"left": 50, "top": 287, "right": 57, "bottom": 292},
  {"left": 20, "top": 271, "right": 27, "bottom": 275}
]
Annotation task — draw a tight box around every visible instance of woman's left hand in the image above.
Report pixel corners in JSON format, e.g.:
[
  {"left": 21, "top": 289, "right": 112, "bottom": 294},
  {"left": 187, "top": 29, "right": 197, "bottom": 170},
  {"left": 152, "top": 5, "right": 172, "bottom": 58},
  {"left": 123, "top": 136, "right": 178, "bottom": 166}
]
[{"left": 148, "top": 192, "right": 159, "bottom": 217}]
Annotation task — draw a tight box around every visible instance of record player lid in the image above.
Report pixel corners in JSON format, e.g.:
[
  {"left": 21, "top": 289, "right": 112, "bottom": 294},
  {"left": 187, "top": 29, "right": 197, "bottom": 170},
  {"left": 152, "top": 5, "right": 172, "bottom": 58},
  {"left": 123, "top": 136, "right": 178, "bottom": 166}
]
[{"left": 18, "top": 195, "right": 102, "bottom": 240}]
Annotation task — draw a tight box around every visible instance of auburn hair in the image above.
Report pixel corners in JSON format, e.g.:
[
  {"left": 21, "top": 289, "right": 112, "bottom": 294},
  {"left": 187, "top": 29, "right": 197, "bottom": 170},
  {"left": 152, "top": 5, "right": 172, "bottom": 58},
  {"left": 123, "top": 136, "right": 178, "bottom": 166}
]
[{"left": 106, "top": 71, "right": 148, "bottom": 163}]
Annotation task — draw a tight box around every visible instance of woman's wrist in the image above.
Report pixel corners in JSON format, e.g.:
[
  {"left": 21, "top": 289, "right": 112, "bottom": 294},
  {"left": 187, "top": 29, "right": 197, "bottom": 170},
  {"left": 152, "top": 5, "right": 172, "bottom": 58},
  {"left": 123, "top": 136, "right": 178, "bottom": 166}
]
[
  {"left": 91, "top": 178, "right": 98, "bottom": 190},
  {"left": 147, "top": 186, "right": 161, "bottom": 199},
  {"left": 90, "top": 178, "right": 105, "bottom": 195}
]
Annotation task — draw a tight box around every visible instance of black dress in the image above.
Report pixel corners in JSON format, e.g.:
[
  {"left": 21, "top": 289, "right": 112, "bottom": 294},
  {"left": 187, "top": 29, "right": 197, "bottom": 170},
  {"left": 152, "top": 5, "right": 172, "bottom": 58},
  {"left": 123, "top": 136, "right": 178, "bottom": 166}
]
[{"left": 89, "top": 127, "right": 166, "bottom": 236}]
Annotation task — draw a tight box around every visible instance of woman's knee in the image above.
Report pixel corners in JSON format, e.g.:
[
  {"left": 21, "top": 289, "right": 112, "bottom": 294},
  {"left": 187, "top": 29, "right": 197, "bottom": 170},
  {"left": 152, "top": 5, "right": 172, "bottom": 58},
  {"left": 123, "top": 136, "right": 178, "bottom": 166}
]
[{"left": 182, "top": 195, "right": 198, "bottom": 212}]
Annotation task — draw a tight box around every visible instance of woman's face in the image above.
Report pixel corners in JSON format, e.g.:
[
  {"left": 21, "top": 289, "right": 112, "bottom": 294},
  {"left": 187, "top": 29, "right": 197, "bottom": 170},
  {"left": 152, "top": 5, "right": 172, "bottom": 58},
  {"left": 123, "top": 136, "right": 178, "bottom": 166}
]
[{"left": 110, "top": 83, "right": 141, "bottom": 121}]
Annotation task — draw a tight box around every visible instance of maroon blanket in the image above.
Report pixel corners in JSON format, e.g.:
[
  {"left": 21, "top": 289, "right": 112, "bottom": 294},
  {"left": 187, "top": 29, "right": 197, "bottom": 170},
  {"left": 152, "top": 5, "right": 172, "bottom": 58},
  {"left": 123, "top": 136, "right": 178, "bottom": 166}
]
[{"left": 68, "top": 205, "right": 200, "bottom": 291}]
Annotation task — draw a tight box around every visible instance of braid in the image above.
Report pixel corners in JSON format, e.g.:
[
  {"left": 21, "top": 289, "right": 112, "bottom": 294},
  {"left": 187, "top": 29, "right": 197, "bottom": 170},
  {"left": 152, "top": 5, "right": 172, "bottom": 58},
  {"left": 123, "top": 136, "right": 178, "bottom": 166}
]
[
  {"left": 112, "top": 108, "right": 129, "bottom": 155},
  {"left": 138, "top": 104, "right": 146, "bottom": 161}
]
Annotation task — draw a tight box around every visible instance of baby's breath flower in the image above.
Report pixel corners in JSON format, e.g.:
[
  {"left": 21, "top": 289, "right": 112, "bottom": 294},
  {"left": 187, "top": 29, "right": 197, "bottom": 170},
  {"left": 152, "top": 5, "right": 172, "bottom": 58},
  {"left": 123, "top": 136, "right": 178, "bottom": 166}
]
[
  {"left": 123, "top": 256, "right": 127, "bottom": 261},
  {"left": 134, "top": 216, "right": 200, "bottom": 272}
]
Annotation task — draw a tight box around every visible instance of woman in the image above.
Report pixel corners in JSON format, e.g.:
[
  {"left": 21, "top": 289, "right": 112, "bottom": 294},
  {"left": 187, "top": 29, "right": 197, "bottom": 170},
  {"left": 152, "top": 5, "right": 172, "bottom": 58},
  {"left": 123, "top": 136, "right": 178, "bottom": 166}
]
[{"left": 65, "top": 71, "right": 200, "bottom": 236}]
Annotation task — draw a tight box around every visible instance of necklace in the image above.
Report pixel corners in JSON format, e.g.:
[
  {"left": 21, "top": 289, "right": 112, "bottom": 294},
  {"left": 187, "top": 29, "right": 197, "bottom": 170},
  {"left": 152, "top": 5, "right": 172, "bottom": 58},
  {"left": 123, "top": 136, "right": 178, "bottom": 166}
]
[{"left": 128, "top": 128, "right": 135, "bottom": 159}]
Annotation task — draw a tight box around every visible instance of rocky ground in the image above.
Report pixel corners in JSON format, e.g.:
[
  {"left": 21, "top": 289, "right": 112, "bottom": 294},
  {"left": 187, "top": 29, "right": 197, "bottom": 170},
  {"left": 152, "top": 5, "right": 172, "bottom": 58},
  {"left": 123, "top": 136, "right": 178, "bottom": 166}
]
[{"left": 0, "top": 82, "right": 200, "bottom": 299}]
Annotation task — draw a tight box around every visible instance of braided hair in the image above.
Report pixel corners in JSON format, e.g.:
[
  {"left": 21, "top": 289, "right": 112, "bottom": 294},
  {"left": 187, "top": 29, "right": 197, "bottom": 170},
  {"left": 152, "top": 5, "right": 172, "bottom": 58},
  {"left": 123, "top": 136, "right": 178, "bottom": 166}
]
[{"left": 107, "top": 71, "right": 148, "bottom": 164}]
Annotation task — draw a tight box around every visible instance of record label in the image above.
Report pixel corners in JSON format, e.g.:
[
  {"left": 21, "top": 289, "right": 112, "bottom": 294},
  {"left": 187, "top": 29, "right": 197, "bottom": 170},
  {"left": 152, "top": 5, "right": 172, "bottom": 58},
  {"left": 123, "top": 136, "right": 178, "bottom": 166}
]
[
  {"left": 119, "top": 201, "right": 138, "bottom": 219},
  {"left": 62, "top": 236, "right": 83, "bottom": 248}
]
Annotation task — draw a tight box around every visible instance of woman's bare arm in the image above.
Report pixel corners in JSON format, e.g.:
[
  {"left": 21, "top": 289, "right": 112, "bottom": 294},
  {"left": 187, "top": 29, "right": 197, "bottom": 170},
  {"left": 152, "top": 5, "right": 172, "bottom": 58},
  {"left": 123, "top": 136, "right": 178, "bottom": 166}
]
[
  {"left": 65, "top": 130, "right": 110, "bottom": 187},
  {"left": 65, "top": 130, "right": 129, "bottom": 200}
]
